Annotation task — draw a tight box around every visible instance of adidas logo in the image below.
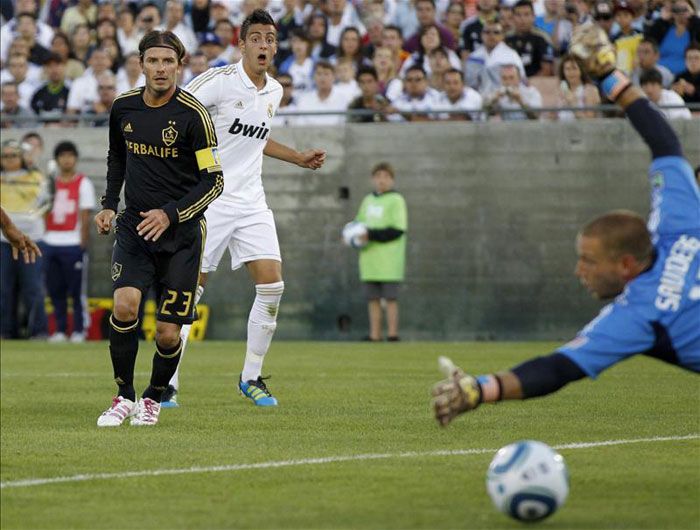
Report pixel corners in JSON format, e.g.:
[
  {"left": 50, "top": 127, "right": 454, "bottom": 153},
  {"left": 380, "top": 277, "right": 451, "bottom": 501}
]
[
  {"left": 234, "top": 100, "right": 244, "bottom": 109},
  {"left": 124, "top": 122, "right": 133, "bottom": 132}
]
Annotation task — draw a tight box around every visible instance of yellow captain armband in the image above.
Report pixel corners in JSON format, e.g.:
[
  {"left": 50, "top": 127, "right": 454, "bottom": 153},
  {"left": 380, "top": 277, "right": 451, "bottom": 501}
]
[{"left": 195, "top": 147, "right": 222, "bottom": 173}]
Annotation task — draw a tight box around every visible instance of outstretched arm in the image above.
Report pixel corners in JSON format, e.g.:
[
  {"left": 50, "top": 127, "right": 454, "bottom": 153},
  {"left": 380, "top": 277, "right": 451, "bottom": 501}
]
[
  {"left": 264, "top": 139, "right": 326, "bottom": 170},
  {"left": 0, "top": 207, "right": 42, "bottom": 264}
]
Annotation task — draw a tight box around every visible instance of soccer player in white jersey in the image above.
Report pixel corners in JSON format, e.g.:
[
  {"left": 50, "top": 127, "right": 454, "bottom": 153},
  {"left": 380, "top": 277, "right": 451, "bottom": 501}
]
[{"left": 161, "top": 9, "right": 326, "bottom": 408}]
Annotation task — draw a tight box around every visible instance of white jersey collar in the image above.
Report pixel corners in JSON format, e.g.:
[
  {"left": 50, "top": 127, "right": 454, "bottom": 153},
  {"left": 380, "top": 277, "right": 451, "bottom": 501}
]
[{"left": 237, "top": 59, "right": 269, "bottom": 92}]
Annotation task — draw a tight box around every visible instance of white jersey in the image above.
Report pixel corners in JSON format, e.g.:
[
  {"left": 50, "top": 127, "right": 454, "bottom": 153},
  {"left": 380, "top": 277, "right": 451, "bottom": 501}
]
[{"left": 185, "top": 62, "right": 283, "bottom": 215}]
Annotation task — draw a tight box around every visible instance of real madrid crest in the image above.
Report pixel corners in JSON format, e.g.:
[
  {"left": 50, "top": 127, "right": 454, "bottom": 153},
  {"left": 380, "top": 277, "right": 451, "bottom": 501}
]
[
  {"left": 267, "top": 103, "right": 274, "bottom": 119},
  {"left": 162, "top": 120, "right": 178, "bottom": 146},
  {"left": 111, "top": 262, "right": 122, "bottom": 281}
]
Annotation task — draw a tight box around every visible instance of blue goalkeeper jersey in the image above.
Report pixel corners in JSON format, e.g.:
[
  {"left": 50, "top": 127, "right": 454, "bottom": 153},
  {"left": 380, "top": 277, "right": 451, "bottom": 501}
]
[{"left": 559, "top": 156, "right": 700, "bottom": 377}]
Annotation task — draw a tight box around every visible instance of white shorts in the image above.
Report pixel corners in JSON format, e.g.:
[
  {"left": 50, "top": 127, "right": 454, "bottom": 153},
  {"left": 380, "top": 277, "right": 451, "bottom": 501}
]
[{"left": 202, "top": 203, "right": 281, "bottom": 272}]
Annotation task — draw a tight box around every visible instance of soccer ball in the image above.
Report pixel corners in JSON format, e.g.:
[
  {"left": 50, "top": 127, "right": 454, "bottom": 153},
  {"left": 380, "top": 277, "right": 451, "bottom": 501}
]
[
  {"left": 486, "top": 440, "right": 569, "bottom": 522},
  {"left": 341, "top": 221, "right": 368, "bottom": 249}
]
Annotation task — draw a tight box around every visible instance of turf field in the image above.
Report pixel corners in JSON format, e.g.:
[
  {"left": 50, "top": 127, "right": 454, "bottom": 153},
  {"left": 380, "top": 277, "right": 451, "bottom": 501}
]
[{"left": 1, "top": 340, "right": 698, "bottom": 530}]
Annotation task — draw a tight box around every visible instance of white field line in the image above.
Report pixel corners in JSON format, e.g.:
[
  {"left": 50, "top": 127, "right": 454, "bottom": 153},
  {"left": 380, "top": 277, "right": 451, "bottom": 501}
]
[
  {"left": 1, "top": 434, "right": 697, "bottom": 490},
  {"left": 0, "top": 372, "right": 152, "bottom": 378}
]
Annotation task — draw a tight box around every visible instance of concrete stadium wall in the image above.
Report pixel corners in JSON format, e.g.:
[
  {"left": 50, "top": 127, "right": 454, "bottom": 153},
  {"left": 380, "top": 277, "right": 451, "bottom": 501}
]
[{"left": 5, "top": 119, "right": 699, "bottom": 341}]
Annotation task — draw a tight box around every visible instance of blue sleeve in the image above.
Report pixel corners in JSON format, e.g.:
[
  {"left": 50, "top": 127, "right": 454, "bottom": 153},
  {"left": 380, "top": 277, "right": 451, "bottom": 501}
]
[
  {"left": 557, "top": 303, "right": 655, "bottom": 378},
  {"left": 647, "top": 156, "right": 700, "bottom": 240}
]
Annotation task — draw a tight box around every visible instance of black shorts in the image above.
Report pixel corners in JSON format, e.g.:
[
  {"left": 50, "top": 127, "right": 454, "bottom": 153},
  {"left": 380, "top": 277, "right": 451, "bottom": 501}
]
[
  {"left": 111, "top": 211, "right": 206, "bottom": 325},
  {"left": 363, "top": 281, "right": 400, "bottom": 301}
]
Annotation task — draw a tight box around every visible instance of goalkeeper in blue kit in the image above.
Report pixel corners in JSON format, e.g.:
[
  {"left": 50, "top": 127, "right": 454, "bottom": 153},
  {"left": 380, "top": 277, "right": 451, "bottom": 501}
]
[{"left": 432, "top": 24, "right": 700, "bottom": 427}]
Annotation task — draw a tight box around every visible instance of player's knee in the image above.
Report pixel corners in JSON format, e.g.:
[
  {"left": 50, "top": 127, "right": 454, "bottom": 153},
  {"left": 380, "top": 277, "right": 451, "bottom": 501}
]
[
  {"left": 112, "top": 300, "right": 139, "bottom": 322},
  {"left": 155, "top": 323, "right": 181, "bottom": 349}
]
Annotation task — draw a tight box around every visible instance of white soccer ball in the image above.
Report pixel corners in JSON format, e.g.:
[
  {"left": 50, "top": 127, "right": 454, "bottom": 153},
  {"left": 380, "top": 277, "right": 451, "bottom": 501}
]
[
  {"left": 486, "top": 440, "right": 569, "bottom": 522},
  {"left": 342, "top": 221, "right": 368, "bottom": 249}
]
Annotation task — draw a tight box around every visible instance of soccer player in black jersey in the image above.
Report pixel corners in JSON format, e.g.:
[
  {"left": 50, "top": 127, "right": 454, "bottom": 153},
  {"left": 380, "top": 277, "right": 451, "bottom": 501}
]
[{"left": 94, "top": 30, "right": 223, "bottom": 427}]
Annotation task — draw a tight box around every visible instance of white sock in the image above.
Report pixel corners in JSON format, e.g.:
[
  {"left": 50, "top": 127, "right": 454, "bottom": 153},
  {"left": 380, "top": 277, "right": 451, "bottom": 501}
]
[
  {"left": 241, "top": 281, "right": 284, "bottom": 382},
  {"left": 168, "top": 285, "right": 205, "bottom": 390}
]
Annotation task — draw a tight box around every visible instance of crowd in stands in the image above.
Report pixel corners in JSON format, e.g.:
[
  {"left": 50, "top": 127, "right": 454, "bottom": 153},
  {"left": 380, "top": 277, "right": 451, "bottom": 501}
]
[{"left": 1, "top": 0, "right": 699, "bottom": 127}]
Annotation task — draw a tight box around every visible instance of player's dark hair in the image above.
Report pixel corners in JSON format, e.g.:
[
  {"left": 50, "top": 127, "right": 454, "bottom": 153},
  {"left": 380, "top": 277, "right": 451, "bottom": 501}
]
[
  {"left": 514, "top": 0, "right": 535, "bottom": 12},
  {"left": 639, "top": 68, "right": 663, "bottom": 86},
  {"left": 138, "top": 30, "right": 185, "bottom": 63},
  {"left": 356, "top": 65, "right": 378, "bottom": 81},
  {"left": 240, "top": 9, "right": 276, "bottom": 41},
  {"left": 372, "top": 162, "right": 395, "bottom": 179},
  {"left": 581, "top": 210, "right": 653, "bottom": 263},
  {"left": 54, "top": 141, "right": 79, "bottom": 159}
]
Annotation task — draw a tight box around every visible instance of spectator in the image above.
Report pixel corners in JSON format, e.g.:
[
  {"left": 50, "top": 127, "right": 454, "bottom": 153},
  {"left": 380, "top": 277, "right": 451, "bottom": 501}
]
[
  {"left": 556, "top": 53, "right": 600, "bottom": 120},
  {"left": 116, "top": 7, "right": 140, "bottom": 54},
  {"left": 116, "top": 52, "right": 145, "bottom": 93},
  {"left": 483, "top": 63, "right": 542, "bottom": 120},
  {"left": 189, "top": 0, "right": 212, "bottom": 33},
  {"left": 136, "top": 3, "right": 162, "bottom": 35},
  {"left": 372, "top": 46, "right": 403, "bottom": 101},
  {"left": 333, "top": 26, "right": 372, "bottom": 68},
  {"left": 465, "top": 19, "right": 526, "bottom": 94},
  {"left": 15, "top": 12, "right": 52, "bottom": 67},
  {"left": 295, "top": 61, "right": 349, "bottom": 126},
  {"left": 275, "top": 0, "right": 302, "bottom": 67},
  {"left": 214, "top": 19, "right": 240, "bottom": 64},
  {"left": 405, "top": 0, "right": 457, "bottom": 53},
  {"left": 436, "top": 67, "right": 483, "bottom": 120},
  {"left": 335, "top": 58, "right": 361, "bottom": 100},
  {"left": 347, "top": 65, "right": 391, "bottom": 123},
  {"left": 61, "top": 0, "right": 98, "bottom": 36},
  {"left": 444, "top": 1, "right": 466, "bottom": 52},
  {"left": 198, "top": 31, "right": 228, "bottom": 67},
  {"left": 66, "top": 47, "right": 113, "bottom": 115},
  {"left": 353, "top": 162, "right": 407, "bottom": 342},
  {"left": 0, "top": 0, "right": 54, "bottom": 64},
  {"left": 1, "top": 53, "right": 40, "bottom": 110},
  {"left": 279, "top": 29, "right": 315, "bottom": 91},
  {"left": 672, "top": 43, "right": 700, "bottom": 104},
  {"left": 98, "top": 36, "right": 124, "bottom": 72},
  {"left": 401, "top": 24, "right": 462, "bottom": 77},
  {"left": 506, "top": 0, "right": 555, "bottom": 77},
  {"left": 613, "top": 0, "right": 643, "bottom": 74},
  {"left": 391, "top": 0, "right": 420, "bottom": 39},
  {"left": 427, "top": 47, "right": 454, "bottom": 90},
  {"left": 640, "top": 67, "right": 692, "bottom": 119},
  {"left": 208, "top": 0, "right": 231, "bottom": 28},
  {"left": 96, "top": 17, "right": 118, "bottom": 42},
  {"left": 462, "top": 0, "right": 500, "bottom": 57},
  {"left": 306, "top": 12, "right": 337, "bottom": 61},
  {"left": 0, "top": 81, "right": 37, "bottom": 129},
  {"left": 271, "top": 72, "right": 297, "bottom": 127},
  {"left": 20, "top": 131, "right": 44, "bottom": 170},
  {"left": 631, "top": 38, "right": 675, "bottom": 87},
  {"left": 534, "top": 0, "right": 574, "bottom": 55},
  {"left": 97, "top": 1, "right": 117, "bottom": 23},
  {"left": 363, "top": 15, "right": 386, "bottom": 59},
  {"left": 183, "top": 51, "right": 209, "bottom": 84},
  {"left": 645, "top": 0, "right": 700, "bottom": 75},
  {"left": 393, "top": 64, "right": 441, "bottom": 121},
  {"left": 30, "top": 53, "right": 70, "bottom": 124},
  {"left": 0, "top": 139, "right": 49, "bottom": 339},
  {"left": 591, "top": 1, "right": 615, "bottom": 36},
  {"left": 85, "top": 70, "right": 117, "bottom": 125},
  {"left": 499, "top": 5, "right": 516, "bottom": 34},
  {"left": 164, "top": 0, "right": 199, "bottom": 52},
  {"left": 325, "top": 0, "right": 367, "bottom": 48},
  {"left": 381, "top": 24, "right": 411, "bottom": 72},
  {"left": 70, "top": 24, "right": 94, "bottom": 65},
  {"left": 43, "top": 141, "right": 95, "bottom": 343},
  {"left": 50, "top": 31, "right": 86, "bottom": 81}
]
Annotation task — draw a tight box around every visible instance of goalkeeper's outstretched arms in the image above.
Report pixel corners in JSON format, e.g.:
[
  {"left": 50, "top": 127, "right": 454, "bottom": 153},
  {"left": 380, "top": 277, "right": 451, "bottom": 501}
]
[
  {"left": 431, "top": 354, "right": 586, "bottom": 426},
  {"left": 569, "top": 23, "right": 682, "bottom": 160}
]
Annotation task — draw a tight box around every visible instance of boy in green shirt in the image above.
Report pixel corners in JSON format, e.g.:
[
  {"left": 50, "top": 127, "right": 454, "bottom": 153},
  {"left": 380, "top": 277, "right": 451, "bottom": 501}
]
[{"left": 355, "top": 162, "right": 408, "bottom": 341}]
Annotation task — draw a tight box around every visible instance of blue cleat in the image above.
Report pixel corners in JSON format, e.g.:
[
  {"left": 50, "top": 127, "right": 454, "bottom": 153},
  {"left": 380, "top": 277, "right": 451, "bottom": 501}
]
[
  {"left": 239, "top": 375, "right": 278, "bottom": 407},
  {"left": 160, "top": 385, "right": 179, "bottom": 408}
]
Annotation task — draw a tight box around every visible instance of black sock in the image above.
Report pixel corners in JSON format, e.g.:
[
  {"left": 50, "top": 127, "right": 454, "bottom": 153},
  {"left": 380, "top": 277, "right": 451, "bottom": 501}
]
[
  {"left": 109, "top": 315, "right": 139, "bottom": 401},
  {"left": 143, "top": 340, "right": 182, "bottom": 402}
]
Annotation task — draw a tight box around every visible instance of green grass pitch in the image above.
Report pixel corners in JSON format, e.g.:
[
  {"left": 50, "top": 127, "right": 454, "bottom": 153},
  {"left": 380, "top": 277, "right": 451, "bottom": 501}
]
[{"left": 1, "top": 340, "right": 698, "bottom": 530}]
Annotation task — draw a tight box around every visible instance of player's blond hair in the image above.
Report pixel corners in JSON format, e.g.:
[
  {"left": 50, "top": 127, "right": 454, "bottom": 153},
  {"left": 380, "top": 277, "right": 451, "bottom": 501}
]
[{"left": 580, "top": 210, "right": 653, "bottom": 262}]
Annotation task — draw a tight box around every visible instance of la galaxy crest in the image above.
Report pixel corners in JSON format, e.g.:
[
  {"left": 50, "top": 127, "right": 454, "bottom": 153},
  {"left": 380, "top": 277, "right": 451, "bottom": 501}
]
[{"left": 162, "top": 120, "right": 178, "bottom": 146}]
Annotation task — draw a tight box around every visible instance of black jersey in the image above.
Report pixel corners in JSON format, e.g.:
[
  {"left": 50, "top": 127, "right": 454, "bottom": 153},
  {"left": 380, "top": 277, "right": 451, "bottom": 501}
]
[
  {"left": 102, "top": 86, "right": 223, "bottom": 225},
  {"left": 505, "top": 30, "right": 554, "bottom": 77}
]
